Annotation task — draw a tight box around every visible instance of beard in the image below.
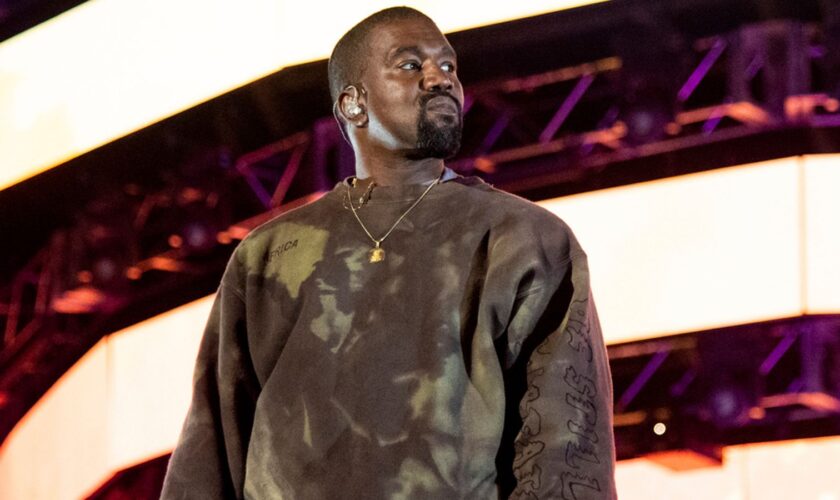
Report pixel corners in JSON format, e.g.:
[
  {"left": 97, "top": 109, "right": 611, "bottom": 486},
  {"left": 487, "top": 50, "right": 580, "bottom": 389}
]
[{"left": 408, "top": 94, "right": 463, "bottom": 160}]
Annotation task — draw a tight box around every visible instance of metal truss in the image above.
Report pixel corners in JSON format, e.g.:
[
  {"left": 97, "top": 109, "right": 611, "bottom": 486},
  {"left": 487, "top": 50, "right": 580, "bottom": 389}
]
[
  {"left": 1, "top": 248, "right": 54, "bottom": 365},
  {"left": 610, "top": 316, "right": 840, "bottom": 463},
  {"left": 452, "top": 21, "right": 838, "bottom": 182},
  {"left": 0, "top": 132, "right": 322, "bottom": 444},
  {"left": 2, "top": 18, "right": 840, "bottom": 448}
]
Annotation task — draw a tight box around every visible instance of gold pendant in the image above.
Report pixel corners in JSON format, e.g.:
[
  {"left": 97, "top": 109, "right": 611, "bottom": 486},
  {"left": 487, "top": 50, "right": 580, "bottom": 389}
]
[{"left": 369, "top": 245, "right": 385, "bottom": 263}]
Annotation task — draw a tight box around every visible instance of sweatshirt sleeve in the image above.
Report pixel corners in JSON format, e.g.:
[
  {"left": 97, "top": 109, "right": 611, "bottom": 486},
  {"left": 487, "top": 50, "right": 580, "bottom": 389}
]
[
  {"left": 160, "top": 280, "right": 261, "bottom": 500},
  {"left": 503, "top": 240, "right": 617, "bottom": 499}
]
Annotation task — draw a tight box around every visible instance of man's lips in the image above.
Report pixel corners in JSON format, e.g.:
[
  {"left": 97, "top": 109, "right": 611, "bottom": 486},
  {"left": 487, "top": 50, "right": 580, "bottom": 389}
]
[{"left": 423, "top": 95, "right": 460, "bottom": 114}]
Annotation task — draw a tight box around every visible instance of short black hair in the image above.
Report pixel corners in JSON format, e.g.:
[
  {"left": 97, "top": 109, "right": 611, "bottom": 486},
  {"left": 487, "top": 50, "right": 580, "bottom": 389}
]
[{"left": 327, "top": 6, "right": 435, "bottom": 105}]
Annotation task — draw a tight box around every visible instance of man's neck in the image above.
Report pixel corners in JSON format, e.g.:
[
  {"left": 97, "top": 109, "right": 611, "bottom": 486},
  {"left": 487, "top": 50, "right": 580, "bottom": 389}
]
[{"left": 354, "top": 155, "right": 445, "bottom": 187}]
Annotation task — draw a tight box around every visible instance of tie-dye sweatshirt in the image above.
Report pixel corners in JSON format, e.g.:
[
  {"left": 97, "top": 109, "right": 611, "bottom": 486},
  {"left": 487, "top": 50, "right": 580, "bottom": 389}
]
[{"left": 161, "top": 170, "right": 616, "bottom": 499}]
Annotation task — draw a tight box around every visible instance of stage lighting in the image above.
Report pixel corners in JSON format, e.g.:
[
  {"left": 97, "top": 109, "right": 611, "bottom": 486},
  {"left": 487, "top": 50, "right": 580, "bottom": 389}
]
[
  {"left": 170, "top": 186, "right": 228, "bottom": 255},
  {"left": 76, "top": 222, "right": 134, "bottom": 291},
  {"left": 704, "top": 385, "right": 755, "bottom": 428},
  {"left": 179, "top": 219, "right": 219, "bottom": 253},
  {"left": 652, "top": 422, "right": 667, "bottom": 436},
  {"left": 90, "top": 253, "right": 126, "bottom": 288},
  {"left": 620, "top": 94, "right": 674, "bottom": 144},
  {"left": 610, "top": 10, "right": 688, "bottom": 146}
]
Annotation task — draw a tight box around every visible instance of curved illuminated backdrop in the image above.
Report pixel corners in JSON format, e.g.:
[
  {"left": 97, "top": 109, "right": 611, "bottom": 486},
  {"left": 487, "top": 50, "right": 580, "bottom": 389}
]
[
  {"left": 0, "top": 156, "right": 838, "bottom": 499},
  {"left": 0, "top": 0, "right": 606, "bottom": 192},
  {"left": 543, "top": 155, "right": 840, "bottom": 344}
]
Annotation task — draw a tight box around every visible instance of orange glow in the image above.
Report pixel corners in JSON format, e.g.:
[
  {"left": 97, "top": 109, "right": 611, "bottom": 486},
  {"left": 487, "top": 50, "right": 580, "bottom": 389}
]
[{"left": 0, "top": 0, "right": 607, "bottom": 192}]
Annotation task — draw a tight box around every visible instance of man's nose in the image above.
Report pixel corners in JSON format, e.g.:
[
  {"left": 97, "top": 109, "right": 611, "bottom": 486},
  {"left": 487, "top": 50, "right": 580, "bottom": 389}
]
[{"left": 421, "top": 65, "right": 453, "bottom": 92}]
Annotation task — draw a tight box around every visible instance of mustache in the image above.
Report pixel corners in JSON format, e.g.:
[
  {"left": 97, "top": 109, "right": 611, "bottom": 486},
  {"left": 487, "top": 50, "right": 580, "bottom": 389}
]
[{"left": 419, "top": 92, "right": 462, "bottom": 113}]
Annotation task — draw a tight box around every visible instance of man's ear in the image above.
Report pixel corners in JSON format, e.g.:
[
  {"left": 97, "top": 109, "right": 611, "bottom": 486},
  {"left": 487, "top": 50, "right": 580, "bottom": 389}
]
[{"left": 338, "top": 85, "right": 368, "bottom": 127}]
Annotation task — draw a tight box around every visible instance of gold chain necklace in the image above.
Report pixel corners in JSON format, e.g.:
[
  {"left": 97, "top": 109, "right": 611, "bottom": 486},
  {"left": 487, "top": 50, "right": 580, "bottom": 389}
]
[{"left": 346, "top": 173, "right": 442, "bottom": 263}]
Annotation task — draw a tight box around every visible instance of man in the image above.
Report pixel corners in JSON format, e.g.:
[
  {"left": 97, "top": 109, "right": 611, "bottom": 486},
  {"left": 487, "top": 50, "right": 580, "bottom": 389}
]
[{"left": 161, "top": 7, "right": 616, "bottom": 499}]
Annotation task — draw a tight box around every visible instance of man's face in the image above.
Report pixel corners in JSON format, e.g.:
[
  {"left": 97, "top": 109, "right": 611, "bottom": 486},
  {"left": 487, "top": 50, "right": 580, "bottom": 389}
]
[{"left": 359, "top": 18, "right": 464, "bottom": 159}]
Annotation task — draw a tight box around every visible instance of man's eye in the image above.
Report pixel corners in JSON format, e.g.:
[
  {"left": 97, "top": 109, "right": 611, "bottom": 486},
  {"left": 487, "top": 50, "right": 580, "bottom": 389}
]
[
  {"left": 441, "top": 62, "right": 456, "bottom": 73},
  {"left": 399, "top": 61, "right": 421, "bottom": 70}
]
